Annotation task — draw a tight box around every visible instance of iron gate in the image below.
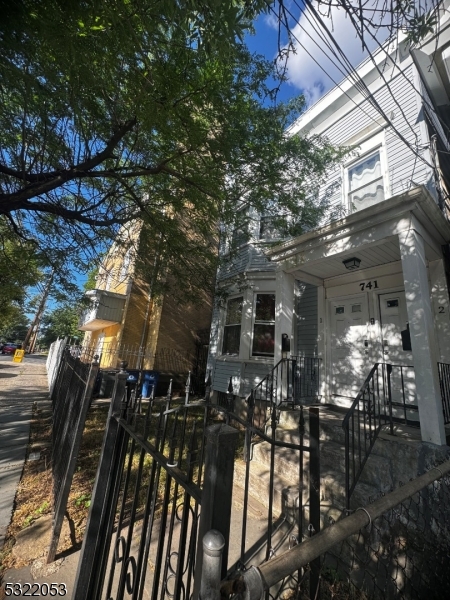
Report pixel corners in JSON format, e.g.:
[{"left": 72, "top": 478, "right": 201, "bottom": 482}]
[{"left": 72, "top": 367, "right": 318, "bottom": 600}]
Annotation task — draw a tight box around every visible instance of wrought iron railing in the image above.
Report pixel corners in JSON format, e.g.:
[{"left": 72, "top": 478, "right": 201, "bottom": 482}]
[
  {"left": 250, "top": 356, "right": 321, "bottom": 432},
  {"left": 342, "top": 363, "right": 391, "bottom": 511},
  {"left": 438, "top": 362, "right": 450, "bottom": 425},
  {"left": 342, "top": 362, "right": 418, "bottom": 510}
]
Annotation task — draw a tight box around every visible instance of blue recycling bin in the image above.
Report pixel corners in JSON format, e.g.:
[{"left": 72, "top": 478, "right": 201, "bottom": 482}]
[
  {"left": 142, "top": 370, "right": 159, "bottom": 398},
  {"left": 126, "top": 369, "right": 140, "bottom": 384}
]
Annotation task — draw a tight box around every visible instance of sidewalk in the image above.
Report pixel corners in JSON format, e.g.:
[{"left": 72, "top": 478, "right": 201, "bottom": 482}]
[{"left": 0, "top": 355, "right": 49, "bottom": 551}]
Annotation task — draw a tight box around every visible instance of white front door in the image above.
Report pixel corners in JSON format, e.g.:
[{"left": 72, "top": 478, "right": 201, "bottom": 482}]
[
  {"left": 330, "top": 295, "right": 370, "bottom": 400},
  {"left": 378, "top": 291, "right": 417, "bottom": 417}
]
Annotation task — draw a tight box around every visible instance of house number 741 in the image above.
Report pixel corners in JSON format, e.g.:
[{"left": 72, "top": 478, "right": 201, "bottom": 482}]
[{"left": 359, "top": 280, "right": 379, "bottom": 291}]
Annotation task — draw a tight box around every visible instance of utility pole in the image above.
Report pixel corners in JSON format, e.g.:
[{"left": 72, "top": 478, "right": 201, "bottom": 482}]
[{"left": 23, "top": 270, "right": 54, "bottom": 353}]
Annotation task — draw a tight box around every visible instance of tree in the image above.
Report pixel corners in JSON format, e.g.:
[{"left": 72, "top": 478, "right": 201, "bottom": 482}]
[
  {"left": 0, "top": 0, "right": 343, "bottom": 301},
  {"left": 0, "top": 216, "right": 43, "bottom": 328},
  {"left": 39, "top": 303, "right": 81, "bottom": 348},
  {"left": 0, "top": 308, "right": 30, "bottom": 343}
]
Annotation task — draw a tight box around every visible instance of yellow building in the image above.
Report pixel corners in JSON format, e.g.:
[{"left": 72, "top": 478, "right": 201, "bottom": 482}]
[{"left": 78, "top": 222, "right": 213, "bottom": 393}]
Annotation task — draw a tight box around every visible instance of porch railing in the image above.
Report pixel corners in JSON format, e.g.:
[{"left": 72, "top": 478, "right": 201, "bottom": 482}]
[
  {"left": 342, "top": 362, "right": 418, "bottom": 510},
  {"left": 342, "top": 363, "right": 390, "bottom": 511},
  {"left": 438, "top": 362, "right": 450, "bottom": 425},
  {"left": 250, "top": 356, "right": 321, "bottom": 432}
]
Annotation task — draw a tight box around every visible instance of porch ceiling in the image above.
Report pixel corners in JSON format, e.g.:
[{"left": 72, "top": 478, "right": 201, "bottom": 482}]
[
  {"left": 291, "top": 238, "right": 402, "bottom": 280},
  {"left": 267, "top": 188, "right": 450, "bottom": 283}
]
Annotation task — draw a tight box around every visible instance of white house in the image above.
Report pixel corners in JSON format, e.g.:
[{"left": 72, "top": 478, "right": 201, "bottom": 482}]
[{"left": 208, "top": 14, "right": 450, "bottom": 446}]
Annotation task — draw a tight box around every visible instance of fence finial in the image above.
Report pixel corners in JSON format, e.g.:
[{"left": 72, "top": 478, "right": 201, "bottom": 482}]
[
  {"left": 185, "top": 370, "right": 191, "bottom": 405},
  {"left": 166, "top": 379, "right": 173, "bottom": 403}
]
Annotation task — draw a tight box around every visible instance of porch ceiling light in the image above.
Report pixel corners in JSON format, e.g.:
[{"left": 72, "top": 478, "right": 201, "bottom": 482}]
[{"left": 342, "top": 257, "right": 361, "bottom": 270}]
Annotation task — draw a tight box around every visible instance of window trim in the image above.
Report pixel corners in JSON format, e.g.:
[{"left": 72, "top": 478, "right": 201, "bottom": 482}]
[
  {"left": 343, "top": 131, "right": 389, "bottom": 214},
  {"left": 251, "top": 292, "right": 276, "bottom": 358},
  {"left": 221, "top": 295, "right": 244, "bottom": 356}
]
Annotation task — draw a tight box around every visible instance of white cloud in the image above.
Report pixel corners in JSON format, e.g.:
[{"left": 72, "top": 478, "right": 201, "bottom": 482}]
[{"left": 282, "top": 3, "right": 381, "bottom": 106}]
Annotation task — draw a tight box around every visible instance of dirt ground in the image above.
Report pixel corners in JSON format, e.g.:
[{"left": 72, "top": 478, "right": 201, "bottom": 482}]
[{"left": 0, "top": 399, "right": 109, "bottom": 576}]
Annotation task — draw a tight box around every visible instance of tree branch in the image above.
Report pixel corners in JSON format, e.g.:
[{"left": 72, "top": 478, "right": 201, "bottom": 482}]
[{"left": 0, "top": 117, "right": 137, "bottom": 209}]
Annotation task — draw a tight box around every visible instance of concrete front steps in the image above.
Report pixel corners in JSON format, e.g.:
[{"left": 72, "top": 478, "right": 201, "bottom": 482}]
[{"left": 233, "top": 404, "right": 446, "bottom": 536}]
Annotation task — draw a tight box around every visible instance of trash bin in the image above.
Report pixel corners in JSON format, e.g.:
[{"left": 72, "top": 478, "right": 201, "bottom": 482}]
[
  {"left": 99, "top": 371, "right": 117, "bottom": 398},
  {"left": 141, "top": 370, "right": 159, "bottom": 398},
  {"left": 93, "top": 370, "right": 102, "bottom": 396},
  {"left": 126, "top": 369, "right": 140, "bottom": 385}
]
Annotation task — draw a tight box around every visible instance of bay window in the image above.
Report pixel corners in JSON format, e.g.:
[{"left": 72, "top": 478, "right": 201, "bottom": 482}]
[
  {"left": 222, "top": 296, "right": 243, "bottom": 355},
  {"left": 252, "top": 293, "right": 275, "bottom": 357}
]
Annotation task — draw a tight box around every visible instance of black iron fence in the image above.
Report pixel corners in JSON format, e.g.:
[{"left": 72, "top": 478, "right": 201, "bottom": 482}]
[
  {"left": 72, "top": 365, "right": 321, "bottom": 600},
  {"left": 438, "top": 362, "right": 450, "bottom": 425},
  {"left": 249, "top": 356, "right": 321, "bottom": 432},
  {"left": 230, "top": 460, "right": 450, "bottom": 600},
  {"left": 342, "top": 362, "right": 418, "bottom": 511},
  {"left": 48, "top": 348, "right": 99, "bottom": 562},
  {"left": 70, "top": 340, "right": 208, "bottom": 397}
]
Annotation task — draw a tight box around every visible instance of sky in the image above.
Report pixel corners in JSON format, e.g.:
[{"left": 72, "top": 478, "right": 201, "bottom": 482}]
[{"left": 245, "top": 3, "right": 380, "bottom": 107}]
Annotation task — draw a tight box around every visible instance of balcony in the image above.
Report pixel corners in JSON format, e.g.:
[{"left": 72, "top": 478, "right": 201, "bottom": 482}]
[{"left": 78, "top": 289, "right": 126, "bottom": 332}]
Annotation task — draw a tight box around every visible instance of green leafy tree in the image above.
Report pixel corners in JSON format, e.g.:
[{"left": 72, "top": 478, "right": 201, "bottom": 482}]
[
  {"left": 0, "top": 308, "right": 30, "bottom": 342},
  {"left": 0, "top": 217, "right": 43, "bottom": 329},
  {"left": 39, "top": 304, "right": 81, "bottom": 348},
  {"left": 0, "top": 0, "right": 345, "bottom": 301}
]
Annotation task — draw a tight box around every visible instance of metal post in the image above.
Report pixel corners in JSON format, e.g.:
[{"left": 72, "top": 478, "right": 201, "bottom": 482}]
[
  {"left": 193, "top": 424, "right": 239, "bottom": 598},
  {"left": 386, "top": 363, "right": 394, "bottom": 435},
  {"left": 72, "top": 364, "right": 128, "bottom": 600},
  {"left": 185, "top": 370, "right": 192, "bottom": 405},
  {"left": 227, "top": 376, "right": 234, "bottom": 413},
  {"left": 308, "top": 407, "right": 320, "bottom": 599},
  {"left": 204, "top": 370, "right": 212, "bottom": 403},
  {"left": 199, "top": 530, "right": 226, "bottom": 600}
]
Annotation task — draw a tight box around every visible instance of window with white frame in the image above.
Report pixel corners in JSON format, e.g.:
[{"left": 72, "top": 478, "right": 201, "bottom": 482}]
[
  {"left": 345, "top": 132, "right": 388, "bottom": 213},
  {"left": 259, "top": 216, "right": 282, "bottom": 241},
  {"left": 222, "top": 296, "right": 243, "bottom": 355},
  {"left": 120, "top": 249, "right": 132, "bottom": 280},
  {"left": 252, "top": 293, "right": 275, "bottom": 357}
]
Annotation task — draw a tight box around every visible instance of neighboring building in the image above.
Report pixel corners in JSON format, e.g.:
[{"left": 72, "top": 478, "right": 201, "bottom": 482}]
[
  {"left": 208, "top": 18, "right": 450, "bottom": 445},
  {"left": 78, "top": 222, "right": 212, "bottom": 392}
]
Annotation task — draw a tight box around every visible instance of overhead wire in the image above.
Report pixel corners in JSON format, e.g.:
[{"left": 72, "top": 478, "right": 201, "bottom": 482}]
[{"left": 272, "top": 0, "right": 437, "bottom": 170}]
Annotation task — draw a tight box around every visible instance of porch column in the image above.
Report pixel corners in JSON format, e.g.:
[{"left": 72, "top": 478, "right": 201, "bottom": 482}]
[
  {"left": 398, "top": 229, "right": 446, "bottom": 445},
  {"left": 274, "top": 270, "right": 295, "bottom": 364}
]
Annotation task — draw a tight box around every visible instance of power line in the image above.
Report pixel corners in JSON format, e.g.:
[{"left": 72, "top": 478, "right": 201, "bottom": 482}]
[{"left": 272, "top": 1, "right": 437, "bottom": 171}]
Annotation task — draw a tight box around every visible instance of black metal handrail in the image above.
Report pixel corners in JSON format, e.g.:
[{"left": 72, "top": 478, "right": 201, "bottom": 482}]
[
  {"left": 438, "top": 362, "right": 450, "bottom": 425},
  {"left": 342, "top": 362, "right": 419, "bottom": 510},
  {"left": 248, "top": 356, "right": 321, "bottom": 432},
  {"left": 342, "top": 363, "right": 391, "bottom": 511}
]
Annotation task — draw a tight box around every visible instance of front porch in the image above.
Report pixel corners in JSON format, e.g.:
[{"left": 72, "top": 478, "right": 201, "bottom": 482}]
[{"left": 269, "top": 186, "right": 450, "bottom": 445}]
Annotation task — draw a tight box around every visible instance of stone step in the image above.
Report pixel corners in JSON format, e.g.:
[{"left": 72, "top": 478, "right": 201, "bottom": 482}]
[
  {"left": 252, "top": 435, "right": 392, "bottom": 487},
  {"left": 234, "top": 457, "right": 346, "bottom": 532},
  {"left": 277, "top": 407, "right": 347, "bottom": 444},
  {"left": 233, "top": 457, "right": 305, "bottom": 518},
  {"left": 251, "top": 440, "right": 309, "bottom": 488}
]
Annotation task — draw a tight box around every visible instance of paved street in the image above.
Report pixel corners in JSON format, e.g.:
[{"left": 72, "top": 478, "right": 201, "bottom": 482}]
[{"left": 0, "top": 355, "right": 49, "bottom": 550}]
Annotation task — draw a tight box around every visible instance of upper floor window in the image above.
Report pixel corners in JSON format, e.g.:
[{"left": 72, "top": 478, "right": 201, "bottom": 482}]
[
  {"left": 348, "top": 151, "right": 385, "bottom": 212},
  {"left": 222, "top": 296, "right": 243, "bottom": 355},
  {"left": 345, "top": 131, "right": 388, "bottom": 214},
  {"left": 259, "top": 216, "right": 282, "bottom": 241},
  {"left": 120, "top": 249, "right": 132, "bottom": 280},
  {"left": 252, "top": 293, "right": 275, "bottom": 357}
]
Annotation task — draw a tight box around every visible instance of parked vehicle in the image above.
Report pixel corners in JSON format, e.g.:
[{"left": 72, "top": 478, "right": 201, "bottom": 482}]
[{"left": 1, "top": 343, "right": 21, "bottom": 355}]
